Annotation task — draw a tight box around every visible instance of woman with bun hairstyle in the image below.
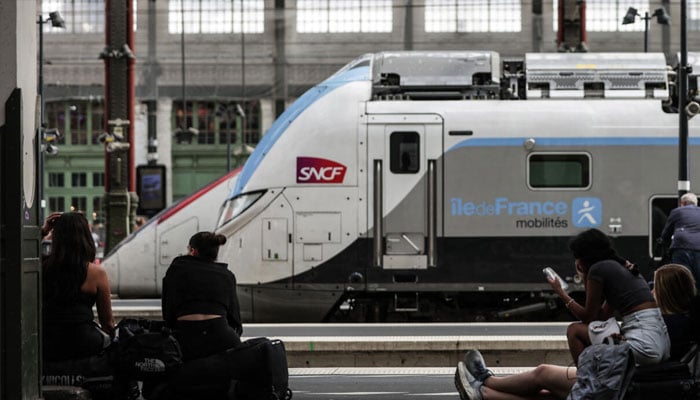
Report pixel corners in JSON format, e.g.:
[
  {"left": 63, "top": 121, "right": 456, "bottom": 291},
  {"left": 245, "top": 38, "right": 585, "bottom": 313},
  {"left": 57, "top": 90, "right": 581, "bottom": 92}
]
[
  {"left": 42, "top": 212, "right": 115, "bottom": 361},
  {"left": 162, "top": 231, "right": 242, "bottom": 360}
]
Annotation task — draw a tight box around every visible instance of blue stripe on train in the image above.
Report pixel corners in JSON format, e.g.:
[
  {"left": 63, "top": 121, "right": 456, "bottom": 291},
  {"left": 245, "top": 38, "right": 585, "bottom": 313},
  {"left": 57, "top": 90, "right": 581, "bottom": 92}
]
[
  {"left": 448, "top": 136, "right": 700, "bottom": 152},
  {"left": 230, "top": 66, "right": 370, "bottom": 198}
]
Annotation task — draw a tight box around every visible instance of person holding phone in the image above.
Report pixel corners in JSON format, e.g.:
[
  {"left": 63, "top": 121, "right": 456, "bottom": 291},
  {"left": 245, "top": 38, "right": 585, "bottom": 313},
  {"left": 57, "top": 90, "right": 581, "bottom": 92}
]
[{"left": 549, "top": 228, "right": 669, "bottom": 366}]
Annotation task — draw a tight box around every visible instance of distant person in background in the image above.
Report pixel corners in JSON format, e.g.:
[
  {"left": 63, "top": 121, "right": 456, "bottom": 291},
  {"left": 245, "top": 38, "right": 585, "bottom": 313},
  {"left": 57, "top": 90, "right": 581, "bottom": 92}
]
[
  {"left": 42, "top": 212, "right": 115, "bottom": 361},
  {"left": 134, "top": 216, "right": 146, "bottom": 231},
  {"left": 660, "top": 193, "right": 700, "bottom": 289},
  {"left": 162, "top": 232, "right": 242, "bottom": 361}
]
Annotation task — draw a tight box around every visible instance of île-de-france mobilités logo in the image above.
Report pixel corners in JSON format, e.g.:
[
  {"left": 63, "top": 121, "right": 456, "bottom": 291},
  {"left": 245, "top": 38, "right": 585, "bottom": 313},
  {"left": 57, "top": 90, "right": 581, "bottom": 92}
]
[{"left": 572, "top": 197, "right": 602, "bottom": 228}]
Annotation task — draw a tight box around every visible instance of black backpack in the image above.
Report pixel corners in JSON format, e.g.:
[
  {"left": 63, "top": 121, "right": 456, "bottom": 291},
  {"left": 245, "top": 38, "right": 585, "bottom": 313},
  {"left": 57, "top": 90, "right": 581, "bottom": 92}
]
[{"left": 117, "top": 319, "right": 183, "bottom": 380}]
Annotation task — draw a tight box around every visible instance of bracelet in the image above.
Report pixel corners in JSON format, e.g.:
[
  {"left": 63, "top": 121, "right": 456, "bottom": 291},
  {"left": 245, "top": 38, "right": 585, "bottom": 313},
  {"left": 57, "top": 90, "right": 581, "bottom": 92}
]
[{"left": 565, "top": 298, "right": 575, "bottom": 308}]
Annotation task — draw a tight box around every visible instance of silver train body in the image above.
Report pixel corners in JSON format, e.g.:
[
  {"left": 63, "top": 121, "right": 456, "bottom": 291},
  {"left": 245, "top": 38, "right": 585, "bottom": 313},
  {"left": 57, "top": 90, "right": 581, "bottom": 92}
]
[
  {"left": 217, "top": 50, "right": 700, "bottom": 323},
  {"left": 103, "top": 168, "right": 240, "bottom": 297}
]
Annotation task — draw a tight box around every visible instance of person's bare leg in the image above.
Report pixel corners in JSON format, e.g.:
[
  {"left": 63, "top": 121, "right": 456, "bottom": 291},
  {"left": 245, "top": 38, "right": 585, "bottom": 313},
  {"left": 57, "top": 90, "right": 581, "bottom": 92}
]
[
  {"left": 482, "top": 386, "right": 559, "bottom": 400},
  {"left": 483, "top": 365, "right": 577, "bottom": 399},
  {"left": 566, "top": 322, "right": 590, "bottom": 365}
]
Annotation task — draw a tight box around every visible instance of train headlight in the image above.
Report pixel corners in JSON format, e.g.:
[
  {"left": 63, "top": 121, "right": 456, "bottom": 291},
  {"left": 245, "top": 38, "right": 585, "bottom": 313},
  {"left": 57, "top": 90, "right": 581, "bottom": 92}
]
[{"left": 217, "top": 190, "right": 265, "bottom": 227}]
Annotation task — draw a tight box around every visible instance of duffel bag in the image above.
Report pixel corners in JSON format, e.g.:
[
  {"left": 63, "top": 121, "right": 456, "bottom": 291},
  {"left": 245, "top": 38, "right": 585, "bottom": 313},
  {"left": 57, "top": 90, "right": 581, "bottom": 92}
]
[{"left": 117, "top": 318, "right": 183, "bottom": 380}]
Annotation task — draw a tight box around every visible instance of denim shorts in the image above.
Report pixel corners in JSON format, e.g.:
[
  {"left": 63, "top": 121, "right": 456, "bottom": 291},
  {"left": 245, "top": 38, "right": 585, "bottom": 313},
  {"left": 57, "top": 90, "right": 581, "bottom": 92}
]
[{"left": 621, "top": 308, "right": 670, "bottom": 366}]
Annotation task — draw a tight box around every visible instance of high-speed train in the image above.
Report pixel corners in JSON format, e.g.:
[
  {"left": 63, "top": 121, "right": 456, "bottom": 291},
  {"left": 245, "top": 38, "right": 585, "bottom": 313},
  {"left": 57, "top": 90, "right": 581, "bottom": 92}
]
[
  {"left": 214, "top": 50, "right": 700, "bottom": 323},
  {"left": 103, "top": 167, "right": 240, "bottom": 297}
]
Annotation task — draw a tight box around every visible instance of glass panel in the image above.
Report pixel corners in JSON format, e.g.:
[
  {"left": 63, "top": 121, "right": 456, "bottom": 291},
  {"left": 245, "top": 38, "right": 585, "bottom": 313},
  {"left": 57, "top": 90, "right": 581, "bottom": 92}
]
[
  {"left": 45, "top": 102, "right": 66, "bottom": 144},
  {"left": 425, "top": 0, "right": 520, "bottom": 33},
  {"left": 93, "top": 172, "right": 105, "bottom": 187},
  {"left": 91, "top": 100, "right": 105, "bottom": 145},
  {"left": 390, "top": 132, "right": 420, "bottom": 174},
  {"left": 72, "top": 172, "right": 87, "bottom": 187},
  {"left": 48, "top": 173, "right": 65, "bottom": 187},
  {"left": 49, "top": 197, "right": 65, "bottom": 213},
  {"left": 529, "top": 154, "right": 590, "bottom": 188},
  {"left": 70, "top": 102, "right": 88, "bottom": 145},
  {"left": 168, "top": 0, "right": 264, "bottom": 33},
  {"left": 196, "top": 102, "right": 216, "bottom": 144},
  {"left": 71, "top": 196, "right": 88, "bottom": 212},
  {"left": 691, "top": 0, "right": 700, "bottom": 30},
  {"left": 298, "top": 0, "right": 391, "bottom": 33}
]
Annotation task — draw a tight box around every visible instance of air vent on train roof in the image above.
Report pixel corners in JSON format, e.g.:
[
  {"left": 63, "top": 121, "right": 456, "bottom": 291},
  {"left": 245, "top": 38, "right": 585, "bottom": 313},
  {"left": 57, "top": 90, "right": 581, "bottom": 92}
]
[
  {"left": 371, "top": 51, "right": 501, "bottom": 100},
  {"left": 525, "top": 52, "right": 669, "bottom": 99}
]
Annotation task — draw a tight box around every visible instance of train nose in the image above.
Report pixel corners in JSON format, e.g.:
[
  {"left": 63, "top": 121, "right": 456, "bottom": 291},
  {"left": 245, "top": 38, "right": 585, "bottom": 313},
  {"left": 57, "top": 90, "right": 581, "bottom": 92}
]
[{"left": 102, "top": 252, "right": 121, "bottom": 295}]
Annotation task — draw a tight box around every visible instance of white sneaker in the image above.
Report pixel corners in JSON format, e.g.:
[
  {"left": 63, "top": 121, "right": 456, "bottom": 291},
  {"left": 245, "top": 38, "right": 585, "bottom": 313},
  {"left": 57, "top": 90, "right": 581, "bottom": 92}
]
[{"left": 454, "top": 361, "right": 483, "bottom": 400}]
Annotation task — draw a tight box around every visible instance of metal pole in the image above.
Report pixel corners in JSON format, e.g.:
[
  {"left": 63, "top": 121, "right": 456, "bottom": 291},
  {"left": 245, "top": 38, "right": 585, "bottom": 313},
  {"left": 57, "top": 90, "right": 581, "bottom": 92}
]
[
  {"left": 644, "top": 11, "right": 649, "bottom": 53},
  {"left": 241, "top": 0, "right": 246, "bottom": 137},
  {"left": 226, "top": 109, "right": 231, "bottom": 171},
  {"left": 181, "top": 0, "right": 186, "bottom": 130},
  {"left": 37, "top": 16, "right": 45, "bottom": 221},
  {"left": 679, "top": 0, "right": 690, "bottom": 198}
]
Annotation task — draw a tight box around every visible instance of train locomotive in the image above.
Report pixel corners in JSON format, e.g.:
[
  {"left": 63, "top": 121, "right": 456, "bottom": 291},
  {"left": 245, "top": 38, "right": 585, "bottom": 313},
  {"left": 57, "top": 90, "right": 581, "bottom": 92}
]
[
  {"left": 214, "top": 50, "right": 700, "bottom": 323},
  {"left": 104, "top": 168, "right": 240, "bottom": 297}
]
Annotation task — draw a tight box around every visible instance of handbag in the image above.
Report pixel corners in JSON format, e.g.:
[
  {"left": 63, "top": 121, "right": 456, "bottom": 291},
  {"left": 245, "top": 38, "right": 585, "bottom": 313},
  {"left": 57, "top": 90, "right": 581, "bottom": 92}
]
[
  {"left": 588, "top": 317, "right": 620, "bottom": 345},
  {"left": 117, "top": 319, "right": 183, "bottom": 380}
]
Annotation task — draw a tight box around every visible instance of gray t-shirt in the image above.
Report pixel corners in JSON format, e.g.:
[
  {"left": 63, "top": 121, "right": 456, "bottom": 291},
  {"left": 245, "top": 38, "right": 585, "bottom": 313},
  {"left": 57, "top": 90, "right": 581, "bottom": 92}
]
[{"left": 588, "top": 260, "right": 654, "bottom": 314}]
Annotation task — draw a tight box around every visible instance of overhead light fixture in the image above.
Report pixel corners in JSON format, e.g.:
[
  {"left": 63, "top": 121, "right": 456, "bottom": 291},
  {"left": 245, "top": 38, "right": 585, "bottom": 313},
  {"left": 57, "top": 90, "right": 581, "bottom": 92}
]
[
  {"left": 653, "top": 7, "right": 671, "bottom": 26},
  {"left": 622, "top": 7, "right": 638, "bottom": 25},
  {"left": 48, "top": 11, "right": 65, "bottom": 28}
]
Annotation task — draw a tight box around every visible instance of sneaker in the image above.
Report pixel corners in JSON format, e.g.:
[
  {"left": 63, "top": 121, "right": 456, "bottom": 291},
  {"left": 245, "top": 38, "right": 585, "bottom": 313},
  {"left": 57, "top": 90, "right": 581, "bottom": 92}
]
[
  {"left": 454, "top": 361, "right": 483, "bottom": 400},
  {"left": 464, "top": 349, "right": 494, "bottom": 383}
]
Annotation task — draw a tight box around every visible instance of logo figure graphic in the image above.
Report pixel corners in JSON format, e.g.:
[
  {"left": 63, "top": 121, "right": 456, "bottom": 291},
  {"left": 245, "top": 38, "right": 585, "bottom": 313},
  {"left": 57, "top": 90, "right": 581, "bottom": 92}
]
[{"left": 572, "top": 197, "right": 602, "bottom": 228}]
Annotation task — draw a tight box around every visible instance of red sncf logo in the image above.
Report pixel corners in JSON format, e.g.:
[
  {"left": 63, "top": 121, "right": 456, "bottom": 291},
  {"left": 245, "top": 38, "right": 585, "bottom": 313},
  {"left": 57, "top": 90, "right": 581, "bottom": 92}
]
[{"left": 297, "top": 157, "right": 347, "bottom": 184}]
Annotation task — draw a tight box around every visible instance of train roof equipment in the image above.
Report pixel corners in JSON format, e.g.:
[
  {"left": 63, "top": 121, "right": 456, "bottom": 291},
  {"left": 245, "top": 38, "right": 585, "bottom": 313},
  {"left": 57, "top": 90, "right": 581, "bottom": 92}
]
[
  {"left": 525, "top": 52, "right": 669, "bottom": 99},
  {"left": 371, "top": 51, "right": 501, "bottom": 100}
]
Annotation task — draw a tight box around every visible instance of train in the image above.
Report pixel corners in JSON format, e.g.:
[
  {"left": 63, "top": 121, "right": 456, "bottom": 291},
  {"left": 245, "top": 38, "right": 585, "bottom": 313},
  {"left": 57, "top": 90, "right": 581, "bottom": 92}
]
[
  {"left": 108, "top": 50, "right": 700, "bottom": 323},
  {"left": 103, "top": 167, "right": 240, "bottom": 297}
]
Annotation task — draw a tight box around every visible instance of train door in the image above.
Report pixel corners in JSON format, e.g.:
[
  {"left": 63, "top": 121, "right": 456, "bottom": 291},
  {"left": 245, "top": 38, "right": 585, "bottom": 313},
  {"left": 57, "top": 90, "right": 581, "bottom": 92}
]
[
  {"left": 650, "top": 195, "right": 679, "bottom": 262},
  {"left": 367, "top": 115, "right": 442, "bottom": 269}
]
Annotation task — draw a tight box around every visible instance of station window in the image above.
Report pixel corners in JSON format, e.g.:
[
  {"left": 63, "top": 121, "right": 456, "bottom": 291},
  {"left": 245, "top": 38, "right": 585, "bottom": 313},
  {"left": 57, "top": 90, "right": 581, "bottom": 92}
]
[
  {"left": 49, "top": 197, "right": 65, "bottom": 213},
  {"left": 48, "top": 172, "right": 65, "bottom": 187},
  {"left": 93, "top": 196, "right": 103, "bottom": 222},
  {"left": 44, "top": 103, "right": 66, "bottom": 144},
  {"left": 390, "top": 132, "right": 420, "bottom": 174},
  {"left": 70, "top": 102, "right": 89, "bottom": 145},
  {"left": 93, "top": 172, "right": 105, "bottom": 187},
  {"left": 173, "top": 100, "right": 260, "bottom": 146},
  {"left": 72, "top": 172, "right": 87, "bottom": 187},
  {"left": 168, "top": 0, "right": 264, "bottom": 34},
  {"left": 692, "top": 0, "right": 700, "bottom": 31},
  {"left": 553, "top": 0, "right": 648, "bottom": 32},
  {"left": 528, "top": 153, "right": 590, "bottom": 189},
  {"left": 425, "top": 0, "right": 521, "bottom": 33},
  {"left": 71, "top": 196, "right": 87, "bottom": 212},
  {"left": 42, "top": 0, "right": 137, "bottom": 33},
  {"left": 297, "top": 0, "right": 393, "bottom": 33}
]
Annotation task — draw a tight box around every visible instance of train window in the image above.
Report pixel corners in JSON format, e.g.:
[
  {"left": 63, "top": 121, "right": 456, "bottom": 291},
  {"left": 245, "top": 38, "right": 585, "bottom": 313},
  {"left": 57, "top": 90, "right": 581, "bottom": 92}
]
[
  {"left": 650, "top": 196, "right": 679, "bottom": 259},
  {"left": 528, "top": 153, "right": 590, "bottom": 189},
  {"left": 390, "top": 132, "right": 420, "bottom": 174}
]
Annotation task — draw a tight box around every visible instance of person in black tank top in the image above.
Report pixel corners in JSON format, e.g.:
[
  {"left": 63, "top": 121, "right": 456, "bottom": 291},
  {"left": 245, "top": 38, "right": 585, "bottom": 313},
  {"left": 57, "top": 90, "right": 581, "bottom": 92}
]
[{"left": 42, "top": 212, "right": 114, "bottom": 361}]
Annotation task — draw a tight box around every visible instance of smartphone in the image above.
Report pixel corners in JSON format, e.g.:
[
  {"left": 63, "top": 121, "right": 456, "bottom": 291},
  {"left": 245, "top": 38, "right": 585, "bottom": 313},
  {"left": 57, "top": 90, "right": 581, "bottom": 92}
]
[{"left": 542, "top": 267, "right": 568, "bottom": 291}]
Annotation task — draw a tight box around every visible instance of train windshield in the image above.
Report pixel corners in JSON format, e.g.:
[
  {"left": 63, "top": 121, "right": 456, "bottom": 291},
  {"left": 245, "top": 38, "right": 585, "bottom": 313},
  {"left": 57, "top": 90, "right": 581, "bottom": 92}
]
[{"left": 217, "top": 190, "right": 265, "bottom": 228}]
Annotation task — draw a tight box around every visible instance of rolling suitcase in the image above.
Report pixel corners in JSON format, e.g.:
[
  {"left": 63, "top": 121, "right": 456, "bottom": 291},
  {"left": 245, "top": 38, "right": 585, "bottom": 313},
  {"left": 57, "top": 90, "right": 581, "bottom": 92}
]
[{"left": 229, "top": 337, "right": 292, "bottom": 400}]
